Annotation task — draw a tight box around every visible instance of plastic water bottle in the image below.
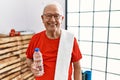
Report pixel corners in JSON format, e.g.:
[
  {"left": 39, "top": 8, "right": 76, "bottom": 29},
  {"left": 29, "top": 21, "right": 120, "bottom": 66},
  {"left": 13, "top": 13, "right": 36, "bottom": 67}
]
[{"left": 33, "top": 48, "right": 44, "bottom": 76}]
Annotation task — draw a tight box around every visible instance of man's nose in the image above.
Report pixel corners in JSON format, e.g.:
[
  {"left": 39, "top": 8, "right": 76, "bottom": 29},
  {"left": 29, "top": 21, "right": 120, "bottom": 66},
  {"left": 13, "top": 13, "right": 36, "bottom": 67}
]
[{"left": 50, "top": 16, "right": 56, "bottom": 21}]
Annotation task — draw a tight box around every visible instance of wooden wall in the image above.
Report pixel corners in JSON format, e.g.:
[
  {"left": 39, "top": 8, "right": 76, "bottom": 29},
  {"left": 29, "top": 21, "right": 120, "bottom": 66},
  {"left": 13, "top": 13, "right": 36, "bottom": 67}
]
[{"left": 0, "top": 34, "right": 35, "bottom": 80}]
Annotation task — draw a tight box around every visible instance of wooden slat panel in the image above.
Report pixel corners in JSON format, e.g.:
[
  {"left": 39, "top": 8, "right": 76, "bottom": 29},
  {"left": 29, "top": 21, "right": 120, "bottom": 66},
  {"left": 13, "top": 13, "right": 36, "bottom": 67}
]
[
  {"left": 0, "top": 66, "right": 21, "bottom": 79},
  {"left": 0, "top": 48, "right": 27, "bottom": 60},
  {"left": 1, "top": 71, "right": 21, "bottom": 80},
  {"left": 0, "top": 57, "right": 20, "bottom": 69},
  {"left": 0, "top": 39, "right": 30, "bottom": 49},
  {"left": 0, "top": 44, "right": 28, "bottom": 55},
  {"left": 0, "top": 61, "right": 21, "bottom": 74},
  {"left": 0, "top": 34, "right": 33, "bottom": 44},
  {"left": 0, "top": 34, "right": 34, "bottom": 80},
  {"left": 21, "top": 70, "right": 34, "bottom": 79}
]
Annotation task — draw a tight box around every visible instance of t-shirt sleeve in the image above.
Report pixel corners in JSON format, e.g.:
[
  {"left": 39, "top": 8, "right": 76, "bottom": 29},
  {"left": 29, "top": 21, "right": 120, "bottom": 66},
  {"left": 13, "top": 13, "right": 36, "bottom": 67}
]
[{"left": 71, "top": 37, "right": 82, "bottom": 62}]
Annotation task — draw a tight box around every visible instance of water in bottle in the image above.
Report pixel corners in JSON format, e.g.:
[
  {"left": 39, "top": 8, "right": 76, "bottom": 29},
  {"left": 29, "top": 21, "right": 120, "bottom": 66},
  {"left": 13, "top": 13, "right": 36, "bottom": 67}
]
[{"left": 33, "top": 48, "right": 44, "bottom": 76}]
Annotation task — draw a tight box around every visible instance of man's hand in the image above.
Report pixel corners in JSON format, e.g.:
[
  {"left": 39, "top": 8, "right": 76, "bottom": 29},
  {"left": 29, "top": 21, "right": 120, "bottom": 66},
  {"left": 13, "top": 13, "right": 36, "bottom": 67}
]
[{"left": 31, "top": 63, "right": 41, "bottom": 76}]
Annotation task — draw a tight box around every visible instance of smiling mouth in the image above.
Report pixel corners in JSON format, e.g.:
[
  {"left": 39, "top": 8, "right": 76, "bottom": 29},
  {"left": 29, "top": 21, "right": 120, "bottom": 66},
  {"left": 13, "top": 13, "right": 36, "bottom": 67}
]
[{"left": 48, "top": 23, "right": 57, "bottom": 26}]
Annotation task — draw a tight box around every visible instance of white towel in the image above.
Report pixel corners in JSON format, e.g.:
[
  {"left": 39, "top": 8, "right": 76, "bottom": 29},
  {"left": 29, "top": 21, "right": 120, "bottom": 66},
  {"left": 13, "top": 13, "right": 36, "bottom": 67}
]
[{"left": 54, "top": 29, "right": 74, "bottom": 80}]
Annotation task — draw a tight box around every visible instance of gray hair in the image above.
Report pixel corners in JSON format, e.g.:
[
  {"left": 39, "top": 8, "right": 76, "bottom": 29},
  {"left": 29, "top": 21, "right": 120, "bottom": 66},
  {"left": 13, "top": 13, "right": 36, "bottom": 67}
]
[{"left": 43, "top": 1, "right": 63, "bottom": 15}]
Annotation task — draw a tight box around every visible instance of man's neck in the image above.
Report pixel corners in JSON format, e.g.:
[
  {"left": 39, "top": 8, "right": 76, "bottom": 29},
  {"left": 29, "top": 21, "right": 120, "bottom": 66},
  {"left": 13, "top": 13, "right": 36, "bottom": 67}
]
[{"left": 46, "top": 29, "right": 61, "bottom": 39}]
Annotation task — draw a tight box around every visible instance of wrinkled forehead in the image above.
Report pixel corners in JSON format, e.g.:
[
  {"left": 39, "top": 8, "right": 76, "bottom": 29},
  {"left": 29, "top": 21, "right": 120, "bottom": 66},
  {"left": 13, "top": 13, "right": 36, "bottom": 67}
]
[{"left": 43, "top": 4, "right": 63, "bottom": 15}]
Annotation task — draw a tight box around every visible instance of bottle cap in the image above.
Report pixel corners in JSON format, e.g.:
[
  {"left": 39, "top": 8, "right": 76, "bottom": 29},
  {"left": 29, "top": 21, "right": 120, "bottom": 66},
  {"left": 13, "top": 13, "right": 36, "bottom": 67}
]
[{"left": 35, "top": 48, "right": 40, "bottom": 52}]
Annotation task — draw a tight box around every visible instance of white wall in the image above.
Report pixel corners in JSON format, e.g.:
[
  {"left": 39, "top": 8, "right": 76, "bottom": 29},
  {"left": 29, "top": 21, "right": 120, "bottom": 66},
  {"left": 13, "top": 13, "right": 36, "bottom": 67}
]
[
  {"left": 0, "top": 0, "right": 65, "bottom": 34},
  {"left": 0, "top": 0, "right": 27, "bottom": 34}
]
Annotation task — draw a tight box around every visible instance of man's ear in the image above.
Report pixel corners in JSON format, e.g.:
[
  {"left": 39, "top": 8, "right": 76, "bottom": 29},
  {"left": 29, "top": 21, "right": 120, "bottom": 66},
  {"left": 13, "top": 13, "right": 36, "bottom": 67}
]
[
  {"left": 41, "top": 15, "right": 45, "bottom": 23},
  {"left": 62, "top": 16, "right": 64, "bottom": 20},
  {"left": 41, "top": 15, "right": 44, "bottom": 20}
]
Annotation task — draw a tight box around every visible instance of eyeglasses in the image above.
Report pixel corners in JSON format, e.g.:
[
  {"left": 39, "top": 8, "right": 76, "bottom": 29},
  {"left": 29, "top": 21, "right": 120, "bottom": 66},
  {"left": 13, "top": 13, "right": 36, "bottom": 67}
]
[{"left": 43, "top": 14, "right": 62, "bottom": 20}]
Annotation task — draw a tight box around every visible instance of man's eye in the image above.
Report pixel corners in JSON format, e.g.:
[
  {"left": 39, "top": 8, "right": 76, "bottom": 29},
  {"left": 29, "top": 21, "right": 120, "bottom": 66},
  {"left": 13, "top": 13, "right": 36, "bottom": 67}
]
[
  {"left": 46, "top": 15, "right": 52, "bottom": 17},
  {"left": 54, "top": 15, "right": 59, "bottom": 17}
]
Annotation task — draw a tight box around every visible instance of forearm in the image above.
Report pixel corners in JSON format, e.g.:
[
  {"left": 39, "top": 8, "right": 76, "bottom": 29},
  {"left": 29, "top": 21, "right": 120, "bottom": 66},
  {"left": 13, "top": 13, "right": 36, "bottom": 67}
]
[
  {"left": 74, "top": 68, "right": 82, "bottom": 80},
  {"left": 73, "top": 61, "right": 82, "bottom": 80},
  {"left": 26, "top": 58, "right": 33, "bottom": 68}
]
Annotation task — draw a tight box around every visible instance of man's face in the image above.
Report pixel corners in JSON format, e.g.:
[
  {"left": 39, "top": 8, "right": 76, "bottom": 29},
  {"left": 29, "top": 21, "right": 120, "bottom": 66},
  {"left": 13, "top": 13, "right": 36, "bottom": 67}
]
[{"left": 41, "top": 5, "right": 64, "bottom": 32}]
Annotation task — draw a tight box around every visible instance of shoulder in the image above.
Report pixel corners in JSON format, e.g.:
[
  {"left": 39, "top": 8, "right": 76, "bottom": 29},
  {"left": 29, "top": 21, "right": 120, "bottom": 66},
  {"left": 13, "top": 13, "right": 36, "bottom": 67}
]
[{"left": 32, "top": 30, "right": 46, "bottom": 39}]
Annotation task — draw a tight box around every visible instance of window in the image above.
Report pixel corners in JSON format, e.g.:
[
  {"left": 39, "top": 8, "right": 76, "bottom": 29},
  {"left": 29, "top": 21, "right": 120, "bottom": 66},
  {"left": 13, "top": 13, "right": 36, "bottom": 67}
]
[{"left": 66, "top": 0, "right": 120, "bottom": 80}]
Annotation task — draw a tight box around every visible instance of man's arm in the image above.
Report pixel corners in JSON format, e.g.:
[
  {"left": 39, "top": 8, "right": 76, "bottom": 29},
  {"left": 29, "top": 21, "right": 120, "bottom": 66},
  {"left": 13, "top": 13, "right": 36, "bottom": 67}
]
[
  {"left": 73, "top": 60, "right": 82, "bottom": 80},
  {"left": 26, "top": 58, "right": 33, "bottom": 68}
]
